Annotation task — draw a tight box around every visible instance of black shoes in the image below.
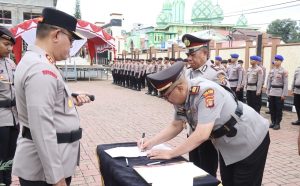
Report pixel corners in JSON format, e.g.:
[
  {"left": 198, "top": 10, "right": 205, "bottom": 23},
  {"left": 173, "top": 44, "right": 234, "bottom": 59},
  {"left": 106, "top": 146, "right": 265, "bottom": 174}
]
[
  {"left": 273, "top": 124, "right": 280, "bottom": 130},
  {"left": 269, "top": 123, "right": 275, "bottom": 128},
  {"left": 291, "top": 120, "right": 300, "bottom": 125}
]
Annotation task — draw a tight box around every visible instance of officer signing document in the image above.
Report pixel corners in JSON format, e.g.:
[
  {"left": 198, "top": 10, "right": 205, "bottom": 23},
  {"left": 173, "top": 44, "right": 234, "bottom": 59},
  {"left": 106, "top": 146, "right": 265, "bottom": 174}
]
[
  {"left": 139, "top": 62, "right": 270, "bottom": 186},
  {"left": 12, "top": 8, "right": 92, "bottom": 186}
]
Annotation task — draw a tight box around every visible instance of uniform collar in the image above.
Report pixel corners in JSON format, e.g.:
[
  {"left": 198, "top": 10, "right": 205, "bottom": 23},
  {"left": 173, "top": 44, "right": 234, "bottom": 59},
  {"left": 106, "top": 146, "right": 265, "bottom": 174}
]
[
  {"left": 193, "top": 59, "right": 211, "bottom": 72},
  {"left": 28, "top": 45, "right": 56, "bottom": 64}
]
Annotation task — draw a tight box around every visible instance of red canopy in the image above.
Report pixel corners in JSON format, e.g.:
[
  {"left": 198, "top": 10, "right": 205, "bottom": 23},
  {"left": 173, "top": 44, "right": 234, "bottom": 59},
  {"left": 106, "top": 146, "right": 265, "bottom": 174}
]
[{"left": 10, "top": 18, "right": 115, "bottom": 63}]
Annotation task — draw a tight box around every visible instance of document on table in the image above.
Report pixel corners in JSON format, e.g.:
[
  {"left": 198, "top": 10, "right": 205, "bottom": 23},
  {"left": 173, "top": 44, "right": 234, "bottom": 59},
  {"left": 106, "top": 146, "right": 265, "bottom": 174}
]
[
  {"left": 105, "top": 144, "right": 171, "bottom": 158},
  {"left": 133, "top": 162, "right": 208, "bottom": 186}
]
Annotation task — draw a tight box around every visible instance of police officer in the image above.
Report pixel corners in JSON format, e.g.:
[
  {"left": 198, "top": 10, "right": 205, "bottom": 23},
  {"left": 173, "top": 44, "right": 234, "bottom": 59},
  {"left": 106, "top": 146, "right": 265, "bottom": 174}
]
[
  {"left": 140, "top": 62, "right": 270, "bottom": 186},
  {"left": 152, "top": 58, "right": 158, "bottom": 96},
  {"left": 145, "top": 59, "right": 153, "bottom": 95},
  {"left": 214, "top": 56, "right": 226, "bottom": 71},
  {"left": 170, "top": 57, "right": 176, "bottom": 65},
  {"left": 258, "top": 61, "right": 266, "bottom": 113},
  {"left": 12, "top": 8, "right": 91, "bottom": 186},
  {"left": 227, "top": 54, "right": 244, "bottom": 101},
  {"left": 140, "top": 59, "right": 146, "bottom": 88},
  {"left": 291, "top": 66, "right": 300, "bottom": 125},
  {"left": 180, "top": 34, "right": 229, "bottom": 177},
  {"left": 267, "top": 55, "right": 288, "bottom": 130},
  {"left": 0, "top": 26, "right": 19, "bottom": 186},
  {"left": 111, "top": 61, "right": 116, "bottom": 84},
  {"left": 245, "top": 56, "right": 263, "bottom": 112},
  {"left": 164, "top": 57, "right": 171, "bottom": 69},
  {"left": 134, "top": 60, "right": 142, "bottom": 91}
]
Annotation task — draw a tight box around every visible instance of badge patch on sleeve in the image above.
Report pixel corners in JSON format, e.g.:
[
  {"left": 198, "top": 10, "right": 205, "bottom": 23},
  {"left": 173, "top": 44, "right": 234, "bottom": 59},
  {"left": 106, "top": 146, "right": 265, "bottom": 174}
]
[
  {"left": 42, "top": 70, "right": 57, "bottom": 79},
  {"left": 217, "top": 73, "right": 227, "bottom": 86},
  {"left": 203, "top": 89, "right": 214, "bottom": 108},
  {"left": 177, "top": 107, "right": 186, "bottom": 116},
  {"left": 190, "top": 86, "right": 200, "bottom": 95}
]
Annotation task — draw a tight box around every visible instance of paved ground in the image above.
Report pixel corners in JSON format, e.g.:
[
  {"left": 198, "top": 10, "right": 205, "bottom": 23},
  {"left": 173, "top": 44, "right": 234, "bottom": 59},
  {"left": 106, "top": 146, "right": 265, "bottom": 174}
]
[{"left": 12, "top": 80, "right": 300, "bottom": 186}]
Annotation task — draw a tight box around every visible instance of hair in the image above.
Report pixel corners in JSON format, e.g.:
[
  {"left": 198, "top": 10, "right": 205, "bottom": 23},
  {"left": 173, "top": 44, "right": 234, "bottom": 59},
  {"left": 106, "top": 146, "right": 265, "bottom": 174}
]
[{"left": 238, "top": 60, "right": 244, "bottom": 63}]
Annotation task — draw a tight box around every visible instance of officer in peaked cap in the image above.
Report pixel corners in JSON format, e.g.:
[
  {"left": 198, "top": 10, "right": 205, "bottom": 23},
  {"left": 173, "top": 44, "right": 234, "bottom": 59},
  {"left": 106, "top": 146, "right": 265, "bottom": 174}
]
[
  {"left": 0, "top": 26, "right": 18, "bottom": 186},
  {"left": 181, "top": 33, "right": 229, "bottom": 177},
  {"left": 140, "top": 62, "right": 270, "bottom": 186},
  {"left": 266, "top": 54, "right": 288, "bottom": 130},
  {"left": 170, "top": 57, "right": 176, "bottom": 65},
  {"left": 13, "top": 7, "right": 92, "bottom": 186}
]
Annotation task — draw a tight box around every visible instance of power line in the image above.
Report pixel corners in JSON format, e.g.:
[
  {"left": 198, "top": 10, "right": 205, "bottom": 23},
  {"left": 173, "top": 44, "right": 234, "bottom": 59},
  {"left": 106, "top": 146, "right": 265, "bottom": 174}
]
[
  {"left": 224, "top": 0, "right": 300, "bottom": 14},
  {"left": 223, "top": 3, "right": 300, "bottom": 17}
]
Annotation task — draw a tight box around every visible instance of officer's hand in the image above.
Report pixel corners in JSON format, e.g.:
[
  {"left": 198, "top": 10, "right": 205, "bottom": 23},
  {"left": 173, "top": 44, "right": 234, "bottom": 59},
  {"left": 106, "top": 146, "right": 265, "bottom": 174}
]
[
  {"left": 137, "top": 139, "right": 153, "bottom": 152},
  {"left": 53, "top": 179, "right": 67, "bottom": 186},
  {"left": 147, "top": 149, "right": 173, "bottom": 160},
  {"left": 73, "top": 93, "right": 91, "bottom": 106},
  {"left": 281, "top": 96, "right": 285, "bottom": 101},
  {"left": 256, "top": 92, "right": 261, "bottom": 96},
  {"left": 236, "top": 87, "right": 240, "bottom": 92}
]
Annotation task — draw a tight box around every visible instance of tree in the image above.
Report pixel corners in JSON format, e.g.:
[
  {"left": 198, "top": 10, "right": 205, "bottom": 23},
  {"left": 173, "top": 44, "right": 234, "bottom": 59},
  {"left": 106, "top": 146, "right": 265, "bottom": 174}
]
[
  {"left": 74, "top": 0, "right": 81, "bottom": 19},
  {"left": 267, "top": 19, "right": 300, "bottom": 43}
]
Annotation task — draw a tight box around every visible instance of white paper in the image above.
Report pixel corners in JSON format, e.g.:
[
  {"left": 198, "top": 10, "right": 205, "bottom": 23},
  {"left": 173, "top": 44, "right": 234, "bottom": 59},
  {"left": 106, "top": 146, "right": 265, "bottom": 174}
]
[
  {"left": 134, "top": 162, "right": 208, "bottom": 185},
  {"left": 105, "top": 144, "right": 171, "bottom": 158}
]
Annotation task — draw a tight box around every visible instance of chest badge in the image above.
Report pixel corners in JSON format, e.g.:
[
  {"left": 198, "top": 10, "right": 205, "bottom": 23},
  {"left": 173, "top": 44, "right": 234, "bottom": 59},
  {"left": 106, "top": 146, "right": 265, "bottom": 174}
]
[
  {"left": 190, "top": 86, "right": 200, "bottom": 95},
  {"left": 68, "top": 98, "right": 73, "bottom": 108}
]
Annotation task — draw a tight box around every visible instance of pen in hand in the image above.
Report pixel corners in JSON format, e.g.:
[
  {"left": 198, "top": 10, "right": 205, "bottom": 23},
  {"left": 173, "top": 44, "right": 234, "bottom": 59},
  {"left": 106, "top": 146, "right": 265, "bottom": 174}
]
[
  {"left": 141, "top": 132, "right": 145, "bottom": 152},
  {"left": 126, "top": 158, "right": 129, "bottom": 167}
]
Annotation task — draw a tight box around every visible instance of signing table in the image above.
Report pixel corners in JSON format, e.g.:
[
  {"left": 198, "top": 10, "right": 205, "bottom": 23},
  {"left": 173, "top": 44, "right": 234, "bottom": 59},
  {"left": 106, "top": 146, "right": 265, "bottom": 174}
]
[{"left": 97, "top": 142, "right": 220, "bottom": 186}]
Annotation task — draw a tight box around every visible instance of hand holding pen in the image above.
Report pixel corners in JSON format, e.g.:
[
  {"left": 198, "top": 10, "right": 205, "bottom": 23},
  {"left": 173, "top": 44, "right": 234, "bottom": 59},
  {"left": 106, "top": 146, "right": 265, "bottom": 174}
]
[{"left": 137, "top": 133, "right": 153, "bottom": 151}]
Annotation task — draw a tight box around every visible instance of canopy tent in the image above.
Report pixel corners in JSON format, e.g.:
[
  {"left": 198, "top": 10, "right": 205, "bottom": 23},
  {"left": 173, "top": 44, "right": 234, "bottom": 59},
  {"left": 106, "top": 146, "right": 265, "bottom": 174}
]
[{"left": 10, "top": 18, "right": 115, "bottom": 63}]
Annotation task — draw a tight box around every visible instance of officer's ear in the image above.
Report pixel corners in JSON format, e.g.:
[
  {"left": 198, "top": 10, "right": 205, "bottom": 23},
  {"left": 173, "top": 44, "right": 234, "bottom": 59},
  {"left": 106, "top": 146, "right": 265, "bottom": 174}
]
[{"left": 50, "top": 29, "right": 60, "bottom": 43}]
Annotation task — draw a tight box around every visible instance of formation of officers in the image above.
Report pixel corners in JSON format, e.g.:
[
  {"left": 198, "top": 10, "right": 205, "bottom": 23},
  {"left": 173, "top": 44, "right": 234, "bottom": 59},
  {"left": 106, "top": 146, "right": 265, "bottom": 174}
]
[
  {"left": 110, "top": 49, "right": 300, "bottom": 130},
  {"left": 111, "top": 57, "right": 187, "bottom": 96}
]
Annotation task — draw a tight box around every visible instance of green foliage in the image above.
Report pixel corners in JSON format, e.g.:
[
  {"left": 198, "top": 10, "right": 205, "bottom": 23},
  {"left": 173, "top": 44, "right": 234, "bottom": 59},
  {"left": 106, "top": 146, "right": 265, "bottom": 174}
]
[
  {"left": 267, "top": 19, "right": 300, "bottom": 43},
  {"left": 74, "top": 0, "right": 81, "bottom": 19},
  {"left": 0, "top": 160, "right": 12, "bottom": 171}
]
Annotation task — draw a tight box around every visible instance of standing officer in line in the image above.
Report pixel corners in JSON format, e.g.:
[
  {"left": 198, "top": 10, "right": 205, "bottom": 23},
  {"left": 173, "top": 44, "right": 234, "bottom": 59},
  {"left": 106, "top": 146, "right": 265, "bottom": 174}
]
[
  {"left": 180, "top": 34, "right": 229, "bottom": 177},
  {"left": 164, "top": 57, "right": 171, "bottom": 69},
  {"left": 141, "top": 62, "right": 270, "bottom": 186},
  {"left": 0, "top": 26, "right": 19, "bottom": 186},
  {"left": 123, "top": 59, "right": 129, "bottom": 88},
  {"left": 258, "top": 61, "right": 266, "bottom": 113},
  {"left": 214, "top": 56, "right": 225, "bottom": 71},
  {"left": 245, "top": 56, "right": 263, "bottom": 112},
  {"left": 111, "top": 61, "right": 116, "bottom": 84},
  {"left": 267, "top": 55, "right": 288, "bottom": 130},
  {"left": 152, "top": 58, "right": 158, "bottom": 96},
  {"left": 134, "top": 60, "right": 142, "bottom": 91},
  {"left": 291, "top": 65, "right": 300, "bottom": 125},
  {"left": 227, "top": 54, "right": 244, "bottom": 101},
  {"left": 140, "top": 59, "right": 146, "bottom": 88},
  {"left": 170, "top": 57, "right": 176, "bottom": 65},
  {"left": 145, "top": 59, "right": 153, "bottom": 95},
  {"left": 12, "top": 8, "right": 92, "bottom": 186}
]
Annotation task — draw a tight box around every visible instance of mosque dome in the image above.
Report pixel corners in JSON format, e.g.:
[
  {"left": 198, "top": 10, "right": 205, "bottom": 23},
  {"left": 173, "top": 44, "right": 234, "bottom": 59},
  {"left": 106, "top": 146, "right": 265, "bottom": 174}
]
[
  {"left": 210, "top": 4, "right": 224, "bottom": 23},
  {"left": 156, "top": 11, "right": 171, "bottom": 26},
  {"left": 191, "top": 0, "right": 214, "bottom": 23},
  {"left": 163, "top": 0, "right": 172, "bottom": 10},
  {"left": 236, "top": 14, "right": 248, "bottom": 27}
]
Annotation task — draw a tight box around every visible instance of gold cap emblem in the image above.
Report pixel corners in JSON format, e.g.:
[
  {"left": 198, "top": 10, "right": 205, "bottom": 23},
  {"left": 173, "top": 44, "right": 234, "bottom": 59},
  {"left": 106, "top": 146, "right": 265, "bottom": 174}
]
[{"left": 184, "top": 38, "right": 190, "bottom": 47}]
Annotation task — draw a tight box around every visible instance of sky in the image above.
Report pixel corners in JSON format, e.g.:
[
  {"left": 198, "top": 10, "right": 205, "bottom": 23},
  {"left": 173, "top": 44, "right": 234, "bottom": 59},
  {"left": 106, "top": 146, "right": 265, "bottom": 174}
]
[{"left": 56, "top": 0, "right": 300, "bottom": 31}]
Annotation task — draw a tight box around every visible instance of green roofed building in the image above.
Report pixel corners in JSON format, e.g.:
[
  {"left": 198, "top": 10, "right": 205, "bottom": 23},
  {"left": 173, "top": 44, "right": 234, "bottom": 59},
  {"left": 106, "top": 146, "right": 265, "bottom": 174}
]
[{"left": 124, "top": 0, "right": 260, "bottom": 51}]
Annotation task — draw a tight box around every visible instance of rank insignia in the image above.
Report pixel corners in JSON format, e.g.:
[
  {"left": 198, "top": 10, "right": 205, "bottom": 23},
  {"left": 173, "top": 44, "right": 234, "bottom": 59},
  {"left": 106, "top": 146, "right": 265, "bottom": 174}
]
[
  {"left": 68, "top": 98, "right": 73, "bottom": 108},
  {"left": 177, "top": 107, "right": 186, "bottom": 116},
  {"left": 190, "top": 86, "right": 200, "bottom": 95},
  {"left": 203, "top": 89, "right": 214, "bottom": 108},
  {"left": 46, "top": 54, "right": 55, "bottom": 64}
]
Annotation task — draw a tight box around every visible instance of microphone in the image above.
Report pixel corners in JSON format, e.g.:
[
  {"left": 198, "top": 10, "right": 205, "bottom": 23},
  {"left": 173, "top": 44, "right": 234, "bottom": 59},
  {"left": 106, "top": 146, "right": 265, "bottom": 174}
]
[{"left": 71, "top": 93, "right": 95, "bottom": 101}]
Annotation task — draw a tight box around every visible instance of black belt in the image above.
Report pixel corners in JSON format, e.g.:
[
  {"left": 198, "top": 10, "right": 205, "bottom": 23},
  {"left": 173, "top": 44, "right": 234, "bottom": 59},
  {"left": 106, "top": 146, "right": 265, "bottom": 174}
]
[
  {"left": 229, "top": 79, "right": 238, "bottom": 82},
  {"left": 247, "top": 83, "right": 257, "bottom": 86},
  {"left": 271, "top": 85, "right": 283, "bottom": 88},
  {"left": 295, "top": 85, "right": 300, "bottom": 88},
  {"left": 22, "top": 126, "right": 82, "bottom": 144},
  {"left": 0, "top": 99, "right": 16, "bottom": 108},
  {"left": 210, "top": 102, "right": 243, "bottom": 139}
]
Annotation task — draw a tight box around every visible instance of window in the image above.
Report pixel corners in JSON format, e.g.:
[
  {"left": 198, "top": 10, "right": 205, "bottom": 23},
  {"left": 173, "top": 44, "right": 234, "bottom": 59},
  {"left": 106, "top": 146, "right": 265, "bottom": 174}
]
[
  {"left": 23, "top": 12, "right": 42, "bottom": 21},
  {"left": 0, "top": 10, "right": 12, "bottom": 24}
]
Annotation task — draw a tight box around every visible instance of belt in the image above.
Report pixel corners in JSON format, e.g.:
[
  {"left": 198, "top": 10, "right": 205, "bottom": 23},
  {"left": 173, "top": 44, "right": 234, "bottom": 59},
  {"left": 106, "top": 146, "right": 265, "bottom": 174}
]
[
  {"left": 271, "top": 85, "right": 283, "bottom": 88},
  {"left": 247, "top": 83, "right": 257, "bottom": 86},
  {"left": 295, "top": 85, "right": 300, "bottom": 88},
  {"left": 22, "top": 126, "right": 82, "bottom": 144},
  {"left": 210, "top": 102, "right": 243, "bottom": 139},
  {"left": 229, "top": 79, "right": 238, "bottom": 82},
  {"left": 0, "top": 99, "right": 16, "bottom": 108}
]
